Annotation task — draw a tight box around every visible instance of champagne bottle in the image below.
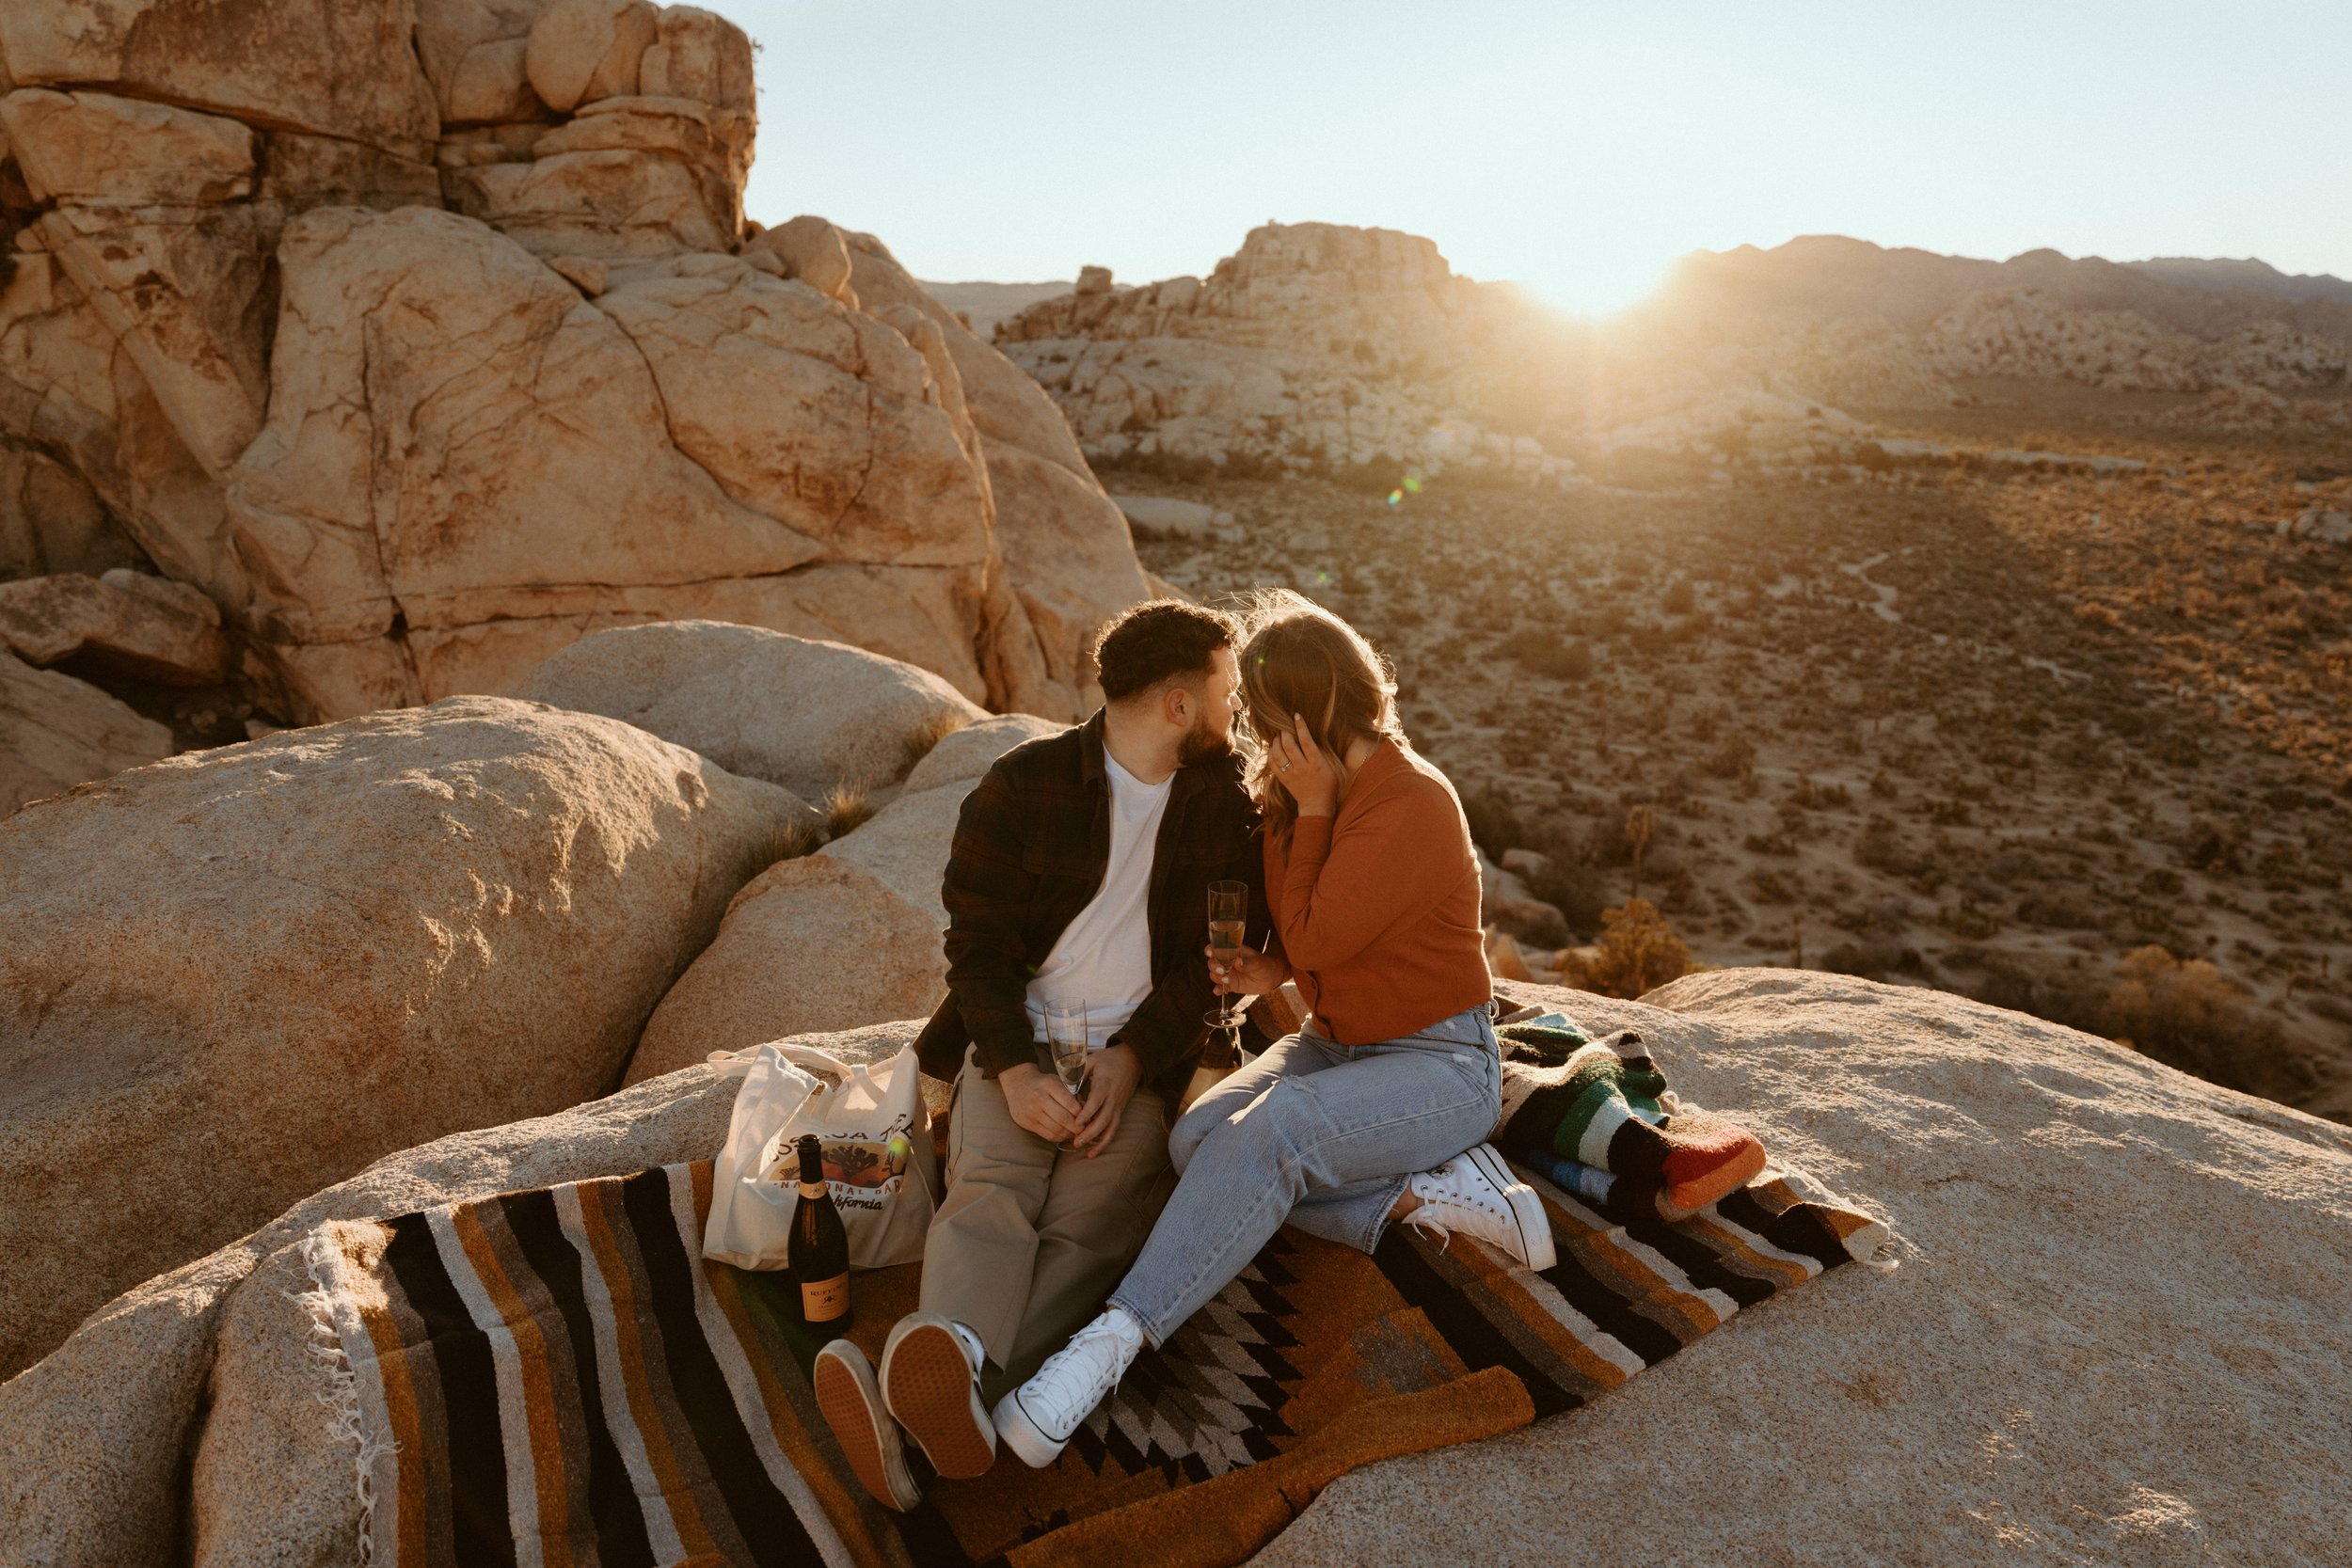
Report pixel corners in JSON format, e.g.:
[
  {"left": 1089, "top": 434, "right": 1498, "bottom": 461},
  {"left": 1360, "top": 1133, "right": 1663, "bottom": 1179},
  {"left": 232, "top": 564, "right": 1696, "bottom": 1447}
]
[{"left": 789, "top": 1133, "right": 851, "bottom": 1330}]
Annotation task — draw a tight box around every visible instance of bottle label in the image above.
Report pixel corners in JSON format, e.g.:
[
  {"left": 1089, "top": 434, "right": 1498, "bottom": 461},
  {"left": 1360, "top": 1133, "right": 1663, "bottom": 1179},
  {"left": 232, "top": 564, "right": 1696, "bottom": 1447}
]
[{"left": 802, "top": 1273, "right": 850, "bottom": 1322}]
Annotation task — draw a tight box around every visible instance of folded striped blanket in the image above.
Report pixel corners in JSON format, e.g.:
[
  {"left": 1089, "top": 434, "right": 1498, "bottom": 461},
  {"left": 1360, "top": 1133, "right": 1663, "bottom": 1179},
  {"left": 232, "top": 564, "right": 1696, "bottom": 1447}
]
[
  {"left": 302, "top": 1143, "right": 1889, "bottom": 1568},
  {"left": 1498, "top": 1019, "right": 1771, "bottom": 1221}
]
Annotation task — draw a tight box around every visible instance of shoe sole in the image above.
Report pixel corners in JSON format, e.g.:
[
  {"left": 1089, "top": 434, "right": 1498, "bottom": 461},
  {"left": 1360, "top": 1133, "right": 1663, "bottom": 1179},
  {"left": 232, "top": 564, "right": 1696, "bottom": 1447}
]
[
  {"left": 882, "top": 1317, "right": 996, "bottom": 1480},
  {"left": 1467, "top": 1143, "right": 1558, "bottom": 1272},
  {"left": 989, "top": 1384, "right": 1068, "bottom": 1470},
  {"left": 812, "top": 1341, "right": 922, "bottom": 1513}
]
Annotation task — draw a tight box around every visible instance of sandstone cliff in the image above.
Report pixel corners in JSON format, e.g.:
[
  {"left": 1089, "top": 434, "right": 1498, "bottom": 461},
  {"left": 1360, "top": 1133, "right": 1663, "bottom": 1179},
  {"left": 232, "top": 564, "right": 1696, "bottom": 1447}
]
[{"left": 0, "top": 0, "right": 1149, "bottom": 773}]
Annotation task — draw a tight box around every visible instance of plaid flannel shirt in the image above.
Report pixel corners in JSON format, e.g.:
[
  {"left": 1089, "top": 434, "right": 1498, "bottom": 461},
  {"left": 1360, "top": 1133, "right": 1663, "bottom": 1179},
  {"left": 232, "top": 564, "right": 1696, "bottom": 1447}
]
[{"left": 913, "top": 711, "right": 1266, "bottom": 1101}]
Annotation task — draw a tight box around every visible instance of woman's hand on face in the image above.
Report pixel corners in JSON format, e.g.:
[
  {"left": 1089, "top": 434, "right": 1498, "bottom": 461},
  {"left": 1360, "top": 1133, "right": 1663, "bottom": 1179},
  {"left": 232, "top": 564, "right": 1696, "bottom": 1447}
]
[
  {"left": 1271, "top": 716, "right": 1340, "bottom": 816},
  {"left": 1205, "top": 942, "right": 1289, "bottom": 995}
]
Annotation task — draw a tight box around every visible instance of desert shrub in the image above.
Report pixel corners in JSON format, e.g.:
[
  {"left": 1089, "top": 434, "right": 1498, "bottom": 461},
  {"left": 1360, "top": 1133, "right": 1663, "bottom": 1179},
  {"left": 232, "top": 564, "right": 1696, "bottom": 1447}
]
[
  {"left": 1498, "top": 628, "right": 1593, "bottom": 680},
  {"left": 2105, "top": 944, "right": 2310, "bottom": 1097},
  {"left": 1788, "top": 775, "right": 1853, "bottom": 809},
  {"left": 2307, "top": 993, "right": 2352, "bottom": 1027},
  {"left": 2014, "top": 888, "right": 2101, "bottom": 928},
  {"left": 1555, "top": 897, "right": 1695, "bottom": 999},
  {"left": 1853, "top": 816, "right": 1928, "bottom": 876},
  {"left": 1702, "top": 736, "right": 1756, "bottom": 780},
  {"left": 1964, "top": 946, "right": 2312, "bottom": 1101},
  {"left": 1822, "top": 940, "right": 1928, "bottom": 980}
]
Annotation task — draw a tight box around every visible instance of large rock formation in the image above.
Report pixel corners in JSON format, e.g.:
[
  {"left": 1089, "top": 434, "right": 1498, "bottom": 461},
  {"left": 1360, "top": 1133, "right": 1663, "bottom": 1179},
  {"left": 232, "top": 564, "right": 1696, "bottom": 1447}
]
[
  {"left": 0, "top": 695, "right": 812, "bottom": 1377},
  {"left": 846, "top": 230, "right": 1154, "bottom": 716},
  {"left": 624, "top": 711, "right": 1059, "bottom": 1080},
  {"left": 10, "top": 974, "right": 2350, "bottom": 1566},
  {"left": 0, "top": 0, "right": 1147, "bottom": 744},
  {"left": 995, "top": 222, "right": 1584, "bottom": 486}
]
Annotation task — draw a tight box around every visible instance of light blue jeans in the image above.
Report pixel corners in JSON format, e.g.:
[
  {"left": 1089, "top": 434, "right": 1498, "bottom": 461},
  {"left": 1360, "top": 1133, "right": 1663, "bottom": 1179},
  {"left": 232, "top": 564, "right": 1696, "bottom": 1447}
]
[{"left": 1106, "top": 1005, "right": 1501, "bottom": 1346}]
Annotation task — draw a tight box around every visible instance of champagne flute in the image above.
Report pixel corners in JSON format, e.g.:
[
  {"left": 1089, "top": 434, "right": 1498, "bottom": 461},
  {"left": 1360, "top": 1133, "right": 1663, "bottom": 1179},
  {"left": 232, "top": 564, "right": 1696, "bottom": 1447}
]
[
  {"left": 1044, "top": 999, "right": 1091, "bottom": 1102},
  {"left": 1203, "top": 880, "right": 1248, "bottom": 1037}
]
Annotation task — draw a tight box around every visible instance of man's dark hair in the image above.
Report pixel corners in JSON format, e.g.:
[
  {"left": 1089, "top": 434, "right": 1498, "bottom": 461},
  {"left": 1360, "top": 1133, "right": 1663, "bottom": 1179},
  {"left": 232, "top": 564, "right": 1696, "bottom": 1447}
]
[{"left": 1093, "top": 599, "right": 1237, "bottom": 702}]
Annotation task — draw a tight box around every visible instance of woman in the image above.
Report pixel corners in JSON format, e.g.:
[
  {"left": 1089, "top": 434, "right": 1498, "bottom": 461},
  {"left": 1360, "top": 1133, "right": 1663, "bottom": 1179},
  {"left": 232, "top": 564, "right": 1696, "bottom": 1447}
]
[{"left": 990, "top": 590, "right": 1556, "bottom": 1466}]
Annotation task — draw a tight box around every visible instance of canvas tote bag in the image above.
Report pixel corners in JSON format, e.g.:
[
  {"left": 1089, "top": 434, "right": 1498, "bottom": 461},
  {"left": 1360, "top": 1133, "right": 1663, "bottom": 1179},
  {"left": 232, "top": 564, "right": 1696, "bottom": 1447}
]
[{"left": 702, "top": 1040, "right": 938, "bottom": 1271}]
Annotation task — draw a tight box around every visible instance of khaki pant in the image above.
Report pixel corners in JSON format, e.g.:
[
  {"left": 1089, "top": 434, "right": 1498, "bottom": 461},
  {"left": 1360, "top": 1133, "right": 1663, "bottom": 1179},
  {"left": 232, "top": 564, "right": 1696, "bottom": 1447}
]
[{"left": 918, "top": 1047, "right": 1176, "bottom": 1398}]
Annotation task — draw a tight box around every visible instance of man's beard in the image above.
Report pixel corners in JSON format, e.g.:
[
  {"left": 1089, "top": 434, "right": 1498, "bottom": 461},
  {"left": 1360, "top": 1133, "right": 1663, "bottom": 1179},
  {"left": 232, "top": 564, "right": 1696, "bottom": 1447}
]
[{"left": 1176, "top": 711, "right": 1232, "bottom": 766}]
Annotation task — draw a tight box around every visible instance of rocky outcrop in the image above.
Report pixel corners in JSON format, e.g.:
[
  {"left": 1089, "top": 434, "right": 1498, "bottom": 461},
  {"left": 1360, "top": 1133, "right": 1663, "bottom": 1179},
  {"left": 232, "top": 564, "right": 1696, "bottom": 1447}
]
[
  {"left": 0, "top": 1022, "right": 909, "bottom": 1568},
  {"left": 624, "top": 711, "right": 1058, "bottom": 1081},
  {"left": 0, "top": 569, "right": 229, "bottom": 683},
  {"left": 227, "top": 207, "right": 1009, "bottom": 719},
  {"left": 16, "top": 974, "right": 2351, "bottom": 1566},
  {"left": 0, "top": 646, "right": 172, "bottom": 814},
  {"left": 0, "top": 695, "right": 813, "bottom": 1378},
  {"left": 1270, "top": 971, "right": 2352, "bottom": 1567},
  {"left": 846, "top": 229, "right": 1153, "bottom": 715},
  {"left": 514, "top": 619, "right": 984, "bottom": 797},
  {"left": 0, "top": 0, "right": 1148, "bottom": 728},
  {"left": 995, "top": 222, "right": 1583, "bottom": 488}
]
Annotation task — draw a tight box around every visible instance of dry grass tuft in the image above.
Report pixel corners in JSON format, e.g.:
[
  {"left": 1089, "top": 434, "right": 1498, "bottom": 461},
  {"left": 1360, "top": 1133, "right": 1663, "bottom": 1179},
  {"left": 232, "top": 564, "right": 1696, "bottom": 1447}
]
[{"left": 822, "top": 782, "right": 877, "bottom": 840}]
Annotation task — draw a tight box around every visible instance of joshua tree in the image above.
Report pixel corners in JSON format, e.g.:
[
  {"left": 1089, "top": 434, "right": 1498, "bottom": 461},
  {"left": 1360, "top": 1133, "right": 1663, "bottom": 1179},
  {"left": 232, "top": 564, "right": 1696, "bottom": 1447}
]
[{"left": 1627, "top": 803, "right": 1655, "bottom": 903}]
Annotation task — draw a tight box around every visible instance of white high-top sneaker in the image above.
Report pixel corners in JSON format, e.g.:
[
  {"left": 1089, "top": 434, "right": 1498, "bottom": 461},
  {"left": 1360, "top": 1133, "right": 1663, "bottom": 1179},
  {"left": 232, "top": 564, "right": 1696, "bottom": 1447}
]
[
  {"left": 1402, "top": 1144, "right": 1558, "bottom": 1272},
  {"left": 992, "top": 1307, "right": 1144, "bottom": 1467}
]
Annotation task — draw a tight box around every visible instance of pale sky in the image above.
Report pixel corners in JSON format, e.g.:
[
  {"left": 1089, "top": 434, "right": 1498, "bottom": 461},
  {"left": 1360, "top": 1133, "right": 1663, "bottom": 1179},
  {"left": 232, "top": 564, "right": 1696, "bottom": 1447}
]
[{"left": 734, "top": 1, "right": 2352, "bottom": 317}]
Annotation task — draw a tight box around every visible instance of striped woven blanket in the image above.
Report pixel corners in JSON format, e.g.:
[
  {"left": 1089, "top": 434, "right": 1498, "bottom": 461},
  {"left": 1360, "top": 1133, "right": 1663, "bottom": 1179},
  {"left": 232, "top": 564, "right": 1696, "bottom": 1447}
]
[{"left": 307, "top": 1155, "right": 1889, "bottom": 1568}]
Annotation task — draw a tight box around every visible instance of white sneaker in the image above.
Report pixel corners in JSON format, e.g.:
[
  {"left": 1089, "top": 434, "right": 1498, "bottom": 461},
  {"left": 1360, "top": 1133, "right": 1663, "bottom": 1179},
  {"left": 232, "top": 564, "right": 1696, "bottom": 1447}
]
[
  {"left": 1403, "top": 1144, "right": 1558, "bottom": 1272},
  {"left": 991, "top": 1307, "right": 1143, "bottom": 1468},
  {"left": 812, "top": 1339, "right": 923, "bottom": 1512},
  {"left": 880, "top": 1312, "right": 996, "bottom": 1480}
]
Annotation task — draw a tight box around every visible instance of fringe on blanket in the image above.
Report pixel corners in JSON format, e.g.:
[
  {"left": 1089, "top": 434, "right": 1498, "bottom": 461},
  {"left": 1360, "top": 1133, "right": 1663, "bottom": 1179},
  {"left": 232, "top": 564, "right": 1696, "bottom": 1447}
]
[
  {"left": 1776, "top": 1163, "right": 1904, "bottom": 1271},
  {"left": 295, "top": 1225, "right": 399, "bottom": 1566}
]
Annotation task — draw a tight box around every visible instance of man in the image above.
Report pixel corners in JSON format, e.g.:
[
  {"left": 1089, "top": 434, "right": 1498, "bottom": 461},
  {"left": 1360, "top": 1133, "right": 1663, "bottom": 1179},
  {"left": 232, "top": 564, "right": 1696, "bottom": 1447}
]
[{"left": 812, "top": 599, "right": 1262, "bottom": 1513}]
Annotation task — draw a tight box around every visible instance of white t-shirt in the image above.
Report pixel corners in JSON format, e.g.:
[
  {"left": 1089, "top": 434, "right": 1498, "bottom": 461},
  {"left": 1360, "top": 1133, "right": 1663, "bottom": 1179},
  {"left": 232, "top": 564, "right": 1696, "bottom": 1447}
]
[{"left": 1025, "top": 751, "right": 1172, "bottom": 1048}]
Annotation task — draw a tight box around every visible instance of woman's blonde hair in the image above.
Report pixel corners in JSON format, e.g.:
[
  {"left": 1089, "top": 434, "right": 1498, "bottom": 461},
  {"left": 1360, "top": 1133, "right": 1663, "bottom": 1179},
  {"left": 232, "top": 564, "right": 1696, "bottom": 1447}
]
[{"left": 1233, "top": 589, "right": 1404, "bottom": 850}]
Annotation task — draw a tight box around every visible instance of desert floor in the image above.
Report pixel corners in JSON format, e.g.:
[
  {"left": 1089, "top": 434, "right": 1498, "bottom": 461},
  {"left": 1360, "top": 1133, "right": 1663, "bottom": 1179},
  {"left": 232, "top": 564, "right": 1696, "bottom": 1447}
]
[{"left": 1124, "top": 380, "right": 2352, "bottom": 1122}]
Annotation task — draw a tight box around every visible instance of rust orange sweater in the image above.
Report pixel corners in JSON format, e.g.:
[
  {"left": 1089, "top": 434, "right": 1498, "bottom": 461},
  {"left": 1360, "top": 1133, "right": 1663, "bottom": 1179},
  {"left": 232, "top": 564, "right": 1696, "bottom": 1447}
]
[{"left": 1264, "top": 738, "right": 1491, "bottom": 1045}]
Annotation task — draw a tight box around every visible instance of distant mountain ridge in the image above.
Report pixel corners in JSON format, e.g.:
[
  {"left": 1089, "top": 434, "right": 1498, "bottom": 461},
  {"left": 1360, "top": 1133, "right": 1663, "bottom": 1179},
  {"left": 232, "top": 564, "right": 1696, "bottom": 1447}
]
[
  {"left": 1657, "top": 235, "right": 2352, "bottom": 345},
  {"left": 2123, "top": 257, "right": 2352, "bottom": 307}
]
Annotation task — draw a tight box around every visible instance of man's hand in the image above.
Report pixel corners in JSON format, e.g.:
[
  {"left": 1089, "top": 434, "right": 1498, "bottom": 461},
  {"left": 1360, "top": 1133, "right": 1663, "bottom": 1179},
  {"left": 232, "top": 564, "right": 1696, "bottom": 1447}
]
[
  {"left": 1069, "top": 1043, "right": 1142, "bottom": 1157},
  {"left": 999, "top": 1061, "right": 1085, "bottom": 1143},
  {"left": 1208, "top": 942, "right": 1289, "bottom": 997}
]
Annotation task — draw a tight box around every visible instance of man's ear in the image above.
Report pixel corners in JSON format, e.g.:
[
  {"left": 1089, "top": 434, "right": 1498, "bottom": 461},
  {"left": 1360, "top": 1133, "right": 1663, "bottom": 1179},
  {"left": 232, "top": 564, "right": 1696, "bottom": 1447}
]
[{"left": 1162, "top": 681, "right": 1192, "bottom": 727}]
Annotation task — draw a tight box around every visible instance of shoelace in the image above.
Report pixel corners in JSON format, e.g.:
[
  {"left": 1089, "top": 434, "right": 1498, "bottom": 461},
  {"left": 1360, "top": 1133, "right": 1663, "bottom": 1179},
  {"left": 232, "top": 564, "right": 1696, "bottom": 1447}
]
[
  {"left": 1029, "top": 1322, "right": 1132, "bottom": 1427},
  {"left": 1406, "top": 1168, "right": 1509, "bottom": 1254}
]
